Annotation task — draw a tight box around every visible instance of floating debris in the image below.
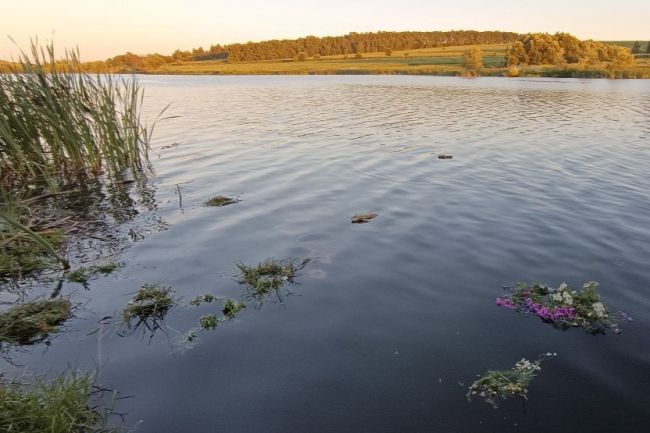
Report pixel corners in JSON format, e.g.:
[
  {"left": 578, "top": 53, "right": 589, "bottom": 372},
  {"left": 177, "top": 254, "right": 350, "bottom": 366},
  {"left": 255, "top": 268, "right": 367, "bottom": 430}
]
[
  {"left": 467, "top": 353, "right": 556, "bottom": 408},
  {"left": 0, "top": 227, "right": 66, "bottom": 280},
  {"left": 0, "top": 298, "right": 72, "bottom": 347},
  {"left": 438, "top": 155, "right": 453, "bottom": 160},
  {"left": 199, "top": 314, "right": 218, "bottom": 330},
  {"left": 237, "top": 258, "right": 309, "bottom": 303},
  {"left": 189, "top": 294, "right": 216, "bottom": 306},
  {"left": 351, "top": 213, "right": 378, "bottom": 224},
  {"left": 496, "top": 282, "right": 619, "bottom": 334},
  {"left": 222, "top": 299, "right": 246, "bottom": 318},
  {"left": 203, "top": 196, "right": 240, "bottom": 207},
  {"left": 65, "top": 262, "right": 121, "bottom": 286},
  {"left": 122, "top": 284, "right": 173, "bottom": 330}
]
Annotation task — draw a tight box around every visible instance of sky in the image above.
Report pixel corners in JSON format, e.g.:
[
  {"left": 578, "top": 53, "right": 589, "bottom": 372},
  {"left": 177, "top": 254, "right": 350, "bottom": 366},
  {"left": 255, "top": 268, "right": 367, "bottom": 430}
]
[{"left": 1, "top": 0, "right": 649, "bottom": 60}]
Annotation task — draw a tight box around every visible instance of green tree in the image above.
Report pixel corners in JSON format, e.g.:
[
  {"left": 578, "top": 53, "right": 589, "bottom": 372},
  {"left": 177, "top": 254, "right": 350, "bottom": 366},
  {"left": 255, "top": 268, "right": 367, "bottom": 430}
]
[
  {"left": 647, "top": 41, "right": 650, "bottom": 54},
  {"left": 631, "top": 41, "right": 642, "bottom": 54},
  {"left": 462, "top": 47, "right": 483, "bottom": 70}
]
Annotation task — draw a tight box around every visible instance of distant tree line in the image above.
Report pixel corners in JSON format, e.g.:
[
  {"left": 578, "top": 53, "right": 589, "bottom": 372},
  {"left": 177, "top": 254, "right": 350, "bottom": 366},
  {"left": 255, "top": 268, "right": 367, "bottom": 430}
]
[
  {"left": 77, "top": 30, "right": 519, "bottom": 72},
  {"left": 215, "top": 30, "right": 519, "bottom": 62},
  {"left": 19, "top": 31, "right": 641, "bottom": 74},
  {"left": 506, "top": 33, "right": 636, "bottom": 67}
]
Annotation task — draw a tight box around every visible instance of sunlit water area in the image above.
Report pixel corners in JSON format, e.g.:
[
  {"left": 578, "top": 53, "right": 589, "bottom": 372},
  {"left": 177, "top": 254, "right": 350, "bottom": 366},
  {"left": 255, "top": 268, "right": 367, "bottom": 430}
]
[{"left": 6, "top": 75, "right": 650, "bottom": 433}]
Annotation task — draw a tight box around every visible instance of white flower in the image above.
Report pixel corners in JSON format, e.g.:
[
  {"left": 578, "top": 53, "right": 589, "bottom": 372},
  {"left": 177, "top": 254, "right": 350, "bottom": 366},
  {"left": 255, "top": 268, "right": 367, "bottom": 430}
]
[
  {"left": 559, "top": 282, "right": 568, "bottom": 291},
  {"left": 551, "top": 293, "right": 563, "bottom": 302},
  {"left": 592, "top": 302, "right": 606, "bottom": 318},
  {"left": 562, "top": 291, "right": 574, "bottom": 305}
]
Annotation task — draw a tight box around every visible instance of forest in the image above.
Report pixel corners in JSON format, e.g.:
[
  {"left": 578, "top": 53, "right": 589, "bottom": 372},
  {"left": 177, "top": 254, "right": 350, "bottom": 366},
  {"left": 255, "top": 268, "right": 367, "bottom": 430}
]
[{"left": 85, "top": 30, "right": 520, "bottom": 72}]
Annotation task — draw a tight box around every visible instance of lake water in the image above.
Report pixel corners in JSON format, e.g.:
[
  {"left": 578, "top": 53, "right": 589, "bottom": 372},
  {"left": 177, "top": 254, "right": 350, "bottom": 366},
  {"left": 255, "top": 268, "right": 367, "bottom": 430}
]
[{"left": 9, "top": 76, "right": 650, "bottom": 432}]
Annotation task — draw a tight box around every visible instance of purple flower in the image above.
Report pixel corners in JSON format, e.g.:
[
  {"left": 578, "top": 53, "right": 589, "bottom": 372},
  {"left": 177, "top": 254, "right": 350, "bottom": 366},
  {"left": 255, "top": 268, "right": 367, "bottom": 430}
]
[{"left": 496, "top": 297, "right": 515, "bottom": 309}]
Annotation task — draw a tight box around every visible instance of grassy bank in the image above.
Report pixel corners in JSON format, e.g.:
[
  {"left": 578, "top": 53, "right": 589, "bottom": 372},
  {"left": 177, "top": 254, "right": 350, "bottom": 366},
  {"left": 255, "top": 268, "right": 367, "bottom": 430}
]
[{"left": 0, "top": 372, "right": 116, "bottom": 433}]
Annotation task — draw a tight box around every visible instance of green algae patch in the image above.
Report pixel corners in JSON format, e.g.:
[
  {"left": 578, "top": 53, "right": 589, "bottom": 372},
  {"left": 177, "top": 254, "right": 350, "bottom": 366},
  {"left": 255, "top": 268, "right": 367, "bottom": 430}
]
[
  {"left": 203, "top": 196, "right": 240, "bottom": 207},
  {"left": 0, "top": 298, "right": 73, "bottom": 347},
  {"left": 122, "top": 284, "right": 173, "bottom": 326},
  {"left": 0, "top": 372, "right": 116, "bottom": 433}
]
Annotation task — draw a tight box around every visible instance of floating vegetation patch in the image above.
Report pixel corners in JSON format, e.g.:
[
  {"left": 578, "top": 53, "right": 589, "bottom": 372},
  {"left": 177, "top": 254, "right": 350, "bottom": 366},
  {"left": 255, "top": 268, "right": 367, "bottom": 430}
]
[
  {"left": 189, "top": 294, "right": 216, "bottom": 306},
  {"left": 65, "top": 262, "right": 121, "bottom": 286},
  {"left": 496, "top": 282, "right": 619, "bottom": 334},
  {"left": 222, "top": 299, "right": 246, "bottom": 318},
  {"left": 237, "top": 258, "right": 309, "bottom": 303},
  {"left": 0, "top": 371, "right": 116, "bottom": 433},
  {"left": 0, "top": 224, "right": 66, "bottom": 280},
  {"left": 199, "top": 314, "right": 219, "bottom": 330},
  {"left": 122, "top": 284, "right": 173, "bottom": 334},
  {"left": 438, "top": 154, "right": 453, "bottom": 159},
  {"left": 203, "top": 196, "right": 240, "bottom": 207},
  {"left": 196, "top": 299, "right": 246, "bottom": 332},
  {"left": 351, "top": 213, "right": 378, "bottom": 224},
  {"left": 0, "top": 298, "right": 73, "bottom": 347},
  {"left": 467, "top": 353, "right": 556, "bottom": 408}
]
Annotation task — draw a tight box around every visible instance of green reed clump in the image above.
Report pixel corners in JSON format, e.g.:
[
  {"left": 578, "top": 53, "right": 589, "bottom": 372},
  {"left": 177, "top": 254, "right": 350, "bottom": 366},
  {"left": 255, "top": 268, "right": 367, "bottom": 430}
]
[
  {"left": 0, "top": 298, "right": 72, "bottom": 347},
  {"left": 0, "top": 41, "right": 155, "bottom": 184},
  {"left": 0, "top": 372, "right": 116, "bottom": 433}
]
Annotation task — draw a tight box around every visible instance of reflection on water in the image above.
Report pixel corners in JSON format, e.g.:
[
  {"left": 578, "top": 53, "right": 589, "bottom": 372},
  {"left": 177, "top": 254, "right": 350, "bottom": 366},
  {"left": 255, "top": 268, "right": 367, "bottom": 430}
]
[{"left": 6, "top": 76, "right": 650, "bottom": 433}]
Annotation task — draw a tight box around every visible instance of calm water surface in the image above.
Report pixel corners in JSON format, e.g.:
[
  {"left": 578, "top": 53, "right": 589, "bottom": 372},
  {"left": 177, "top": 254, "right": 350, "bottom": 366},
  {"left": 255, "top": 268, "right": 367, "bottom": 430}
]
[{"left": 12, "top": 76, "right": 650, "bottom": 432}]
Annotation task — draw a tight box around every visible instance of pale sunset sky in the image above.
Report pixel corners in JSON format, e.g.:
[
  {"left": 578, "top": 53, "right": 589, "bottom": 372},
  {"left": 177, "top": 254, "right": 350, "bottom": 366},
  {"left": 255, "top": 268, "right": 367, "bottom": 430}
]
[{"left": 1, "top": 0, "right": 648, "bottom": 60}]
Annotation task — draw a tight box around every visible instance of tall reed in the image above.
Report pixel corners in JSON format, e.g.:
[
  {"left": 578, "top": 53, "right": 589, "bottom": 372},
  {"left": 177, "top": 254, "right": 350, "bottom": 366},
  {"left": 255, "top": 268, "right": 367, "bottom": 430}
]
[{"left": 0, "top": 41, "right": 155, "bottom": 185}]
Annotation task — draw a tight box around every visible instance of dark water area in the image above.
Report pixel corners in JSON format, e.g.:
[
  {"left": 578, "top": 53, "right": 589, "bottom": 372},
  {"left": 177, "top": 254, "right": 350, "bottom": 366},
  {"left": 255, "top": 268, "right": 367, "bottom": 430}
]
[{"left": 7, "top": 76, "right": 650, "bottom": 432}]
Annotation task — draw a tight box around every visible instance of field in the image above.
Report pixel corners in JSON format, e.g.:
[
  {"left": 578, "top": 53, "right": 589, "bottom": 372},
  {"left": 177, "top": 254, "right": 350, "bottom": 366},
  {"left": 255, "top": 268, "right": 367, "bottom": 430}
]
[
  {"left": 152, "top": 43, "right": 650, "bottom": 77},
  {"left": 156, "top": 44, "right": 509, "bottom": 75}
]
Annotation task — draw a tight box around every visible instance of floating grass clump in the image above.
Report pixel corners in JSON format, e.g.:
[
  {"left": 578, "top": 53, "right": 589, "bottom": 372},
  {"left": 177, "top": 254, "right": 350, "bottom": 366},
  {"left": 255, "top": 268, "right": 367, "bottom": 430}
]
[
  {"left": 0, "top": 41, "right": 155, "bottom": 184},
  {"left": 222, "top": 299, "right": 246, "bottom": 318},
  {"left": 203, "top": 196, "right": 240, "bottom": 207},
  {"left": 467, "top": 353, "right": 556, "bottom": 408},
  {"left": 189, "top": 294, "right": 216, "bottom": 306},
  {"left": 196, "top": 299, "right": 246, "bottom": 332},
  {"left": 496, "top": 282, "right": 619, "bottom": 334},
  {"left": 199, "top": 314, "right": 219, "bottom": 330},
  {"left": 0, "top": 298, "right": 72, "bottom": 347},
  {"left": 0, "top": 225, "right": 66, "bottom": 279},
  {"left": 237, "top": 258, "right": 309, "bottom": 300},
  {"left": 66, "top": 262, "right": 121, "bottom": 285},
  {"left": 122, "top": 284, "right": 173, "bottom": 327},
  {"left": 0, "top": 372, "right": 116, "bottom": 433}
]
